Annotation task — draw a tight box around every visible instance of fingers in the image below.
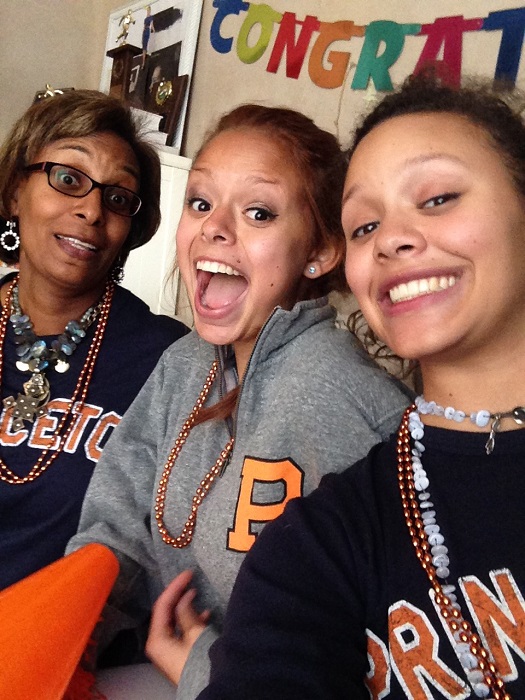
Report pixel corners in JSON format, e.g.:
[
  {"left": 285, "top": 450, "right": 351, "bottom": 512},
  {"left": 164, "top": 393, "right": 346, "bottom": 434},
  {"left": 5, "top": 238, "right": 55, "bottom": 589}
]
[
  {"left": 145, "top": 570, "right": 210, "bottom": 685},
  {"left": 173, "top": 587, "right": 209, "bottom": 652},
  {"left": 174, "top": 588, "right": 198, "bottom": 628},
  {"left": 199, "top": 609, "right": 211, "bottom": 624},
  {"left": 149, "top": 570, "right": 194, "bottom": 638}
]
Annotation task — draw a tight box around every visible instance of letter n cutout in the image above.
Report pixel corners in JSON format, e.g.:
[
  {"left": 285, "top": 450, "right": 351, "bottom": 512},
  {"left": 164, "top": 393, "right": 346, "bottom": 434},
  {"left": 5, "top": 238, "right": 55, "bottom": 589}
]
[
  {"left": 228, "top": 456, "right": 303, "bottom": 552},
  {"left": 461, "top": 569, "right": 525, "bottom": 679}
]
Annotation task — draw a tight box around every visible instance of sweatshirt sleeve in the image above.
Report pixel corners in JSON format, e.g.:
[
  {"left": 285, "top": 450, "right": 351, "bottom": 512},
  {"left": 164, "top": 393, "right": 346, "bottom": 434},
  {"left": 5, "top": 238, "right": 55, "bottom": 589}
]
[
  {"left": 66, "top": 355, "right": 170, "bottom": 651},
  {"left": 196, "top": 483, "right": 371, "bottom": 700},
  {"left": 176, "top": 625, "right": 219, "bottom": 700}
]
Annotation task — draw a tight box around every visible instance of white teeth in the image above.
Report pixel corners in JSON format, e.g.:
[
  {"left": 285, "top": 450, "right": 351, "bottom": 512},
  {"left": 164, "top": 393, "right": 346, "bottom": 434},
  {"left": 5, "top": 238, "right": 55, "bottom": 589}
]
[
  {"left": 57, "top": 235, "right": 97, "bottom": 251},
  {"left": 407, "top": 280, "right": 419, "bottom": 297},
  {"left": 389, "top": 275, "right": 456, "bottom": 303},
  {"left": 196, "top": 260, "right": 241, "bottom": 276},
  {"left": 419, "top": 279, "right": 429, "bottom": 294}
]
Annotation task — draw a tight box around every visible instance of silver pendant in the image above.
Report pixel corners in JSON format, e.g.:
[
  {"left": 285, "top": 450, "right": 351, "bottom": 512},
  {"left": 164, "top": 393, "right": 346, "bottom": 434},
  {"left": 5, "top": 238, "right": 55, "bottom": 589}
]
[{"left": 3, "top": 372, "right": 51, "bottom": 430}]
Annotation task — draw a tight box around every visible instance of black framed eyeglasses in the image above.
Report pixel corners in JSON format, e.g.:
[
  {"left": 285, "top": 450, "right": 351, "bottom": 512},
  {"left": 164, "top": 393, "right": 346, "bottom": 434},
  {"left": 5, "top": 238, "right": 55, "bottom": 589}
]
[{"left": 24, "top": 161, "right": 142, "bottom": 217}]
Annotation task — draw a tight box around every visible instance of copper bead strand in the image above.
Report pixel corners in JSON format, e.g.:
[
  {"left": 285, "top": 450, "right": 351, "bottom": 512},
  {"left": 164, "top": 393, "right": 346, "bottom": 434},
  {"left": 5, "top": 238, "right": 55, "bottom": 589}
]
[
  {"left": 397, "top": 408, "right": 510, "bottom": 700},
  {"left": 155, "top": 360, "right": 235, "bottom": 548},
  {"left": 0, "top": 279, "right": 114, "bottom": 484}
]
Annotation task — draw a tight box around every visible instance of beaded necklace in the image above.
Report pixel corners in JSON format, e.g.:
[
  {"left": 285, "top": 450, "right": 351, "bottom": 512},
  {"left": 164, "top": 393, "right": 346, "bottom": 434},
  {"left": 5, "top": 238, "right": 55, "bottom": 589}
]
[
  {"left": 398, "top": 404, "right": 512, "bottom": 699},
  {"left": 0, "top": 277, "right": 114, "bottom": 485},
  {"left": 5, "top": 283, "right": 102, "bottom": 430},
  {"left": 155, "top": 360, "right": 235, "bottom": 548},
  {"left": 415, "top": 395, "right": 525, "bottom": 455}
]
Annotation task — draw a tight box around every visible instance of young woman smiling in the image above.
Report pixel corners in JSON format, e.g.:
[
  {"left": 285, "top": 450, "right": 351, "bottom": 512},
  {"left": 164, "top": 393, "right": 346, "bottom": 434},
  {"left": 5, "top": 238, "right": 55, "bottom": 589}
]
[{"left": 68, "top": 104, "right": 411, "bottom": 698}]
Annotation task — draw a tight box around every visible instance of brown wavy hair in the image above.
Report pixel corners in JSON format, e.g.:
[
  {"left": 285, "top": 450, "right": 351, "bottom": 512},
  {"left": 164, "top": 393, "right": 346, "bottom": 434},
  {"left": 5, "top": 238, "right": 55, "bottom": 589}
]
[{"left": 0, "top": 89, "right": 161, "bottom": 266}]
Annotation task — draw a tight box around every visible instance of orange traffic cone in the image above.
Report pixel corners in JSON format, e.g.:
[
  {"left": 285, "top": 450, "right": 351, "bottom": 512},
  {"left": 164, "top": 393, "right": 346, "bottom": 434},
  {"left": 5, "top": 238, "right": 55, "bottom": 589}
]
[{"left": 0, "top": 543, "right": 119, "bottom": 700}]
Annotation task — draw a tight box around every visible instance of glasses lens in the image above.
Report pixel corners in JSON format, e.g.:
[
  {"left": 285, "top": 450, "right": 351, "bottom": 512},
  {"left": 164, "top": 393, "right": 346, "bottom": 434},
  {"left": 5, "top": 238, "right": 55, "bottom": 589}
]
[
  {"left": 104, "top": 186, "right": 142, "bottom": 216},
  {"left": 49, "top": 164, "right": 91, "bottom": 196},
  {"left": 46, "top": 163, "right": 141, "bottom": 216}
]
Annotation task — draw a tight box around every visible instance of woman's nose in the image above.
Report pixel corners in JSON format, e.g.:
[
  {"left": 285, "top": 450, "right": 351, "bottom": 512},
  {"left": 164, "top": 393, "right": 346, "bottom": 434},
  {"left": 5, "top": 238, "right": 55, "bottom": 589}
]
[
  {"left": 374, "top": 217, "right": 426, "bottom": 260},
  {"left": 200, "top": 208, "right": 235, "bottom": 244},
  {"left": 72, "top": 189, "right": 105, "bottom": 225}
]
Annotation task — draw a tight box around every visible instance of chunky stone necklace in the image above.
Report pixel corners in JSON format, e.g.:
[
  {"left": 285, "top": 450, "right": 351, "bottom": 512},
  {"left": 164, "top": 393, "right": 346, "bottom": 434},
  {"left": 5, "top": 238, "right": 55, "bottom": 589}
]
[
  {"left": 397, "top": 403, "right": 512, "bottom": 699},
  {"left": 155, "top": 360, "right": 235, "bottom": 548},
  {"left": 0, "top": 277, "right": 114, "bottom": 484},
  {"left": 4, "top": 283, "right": 102, "bottom": 430}
]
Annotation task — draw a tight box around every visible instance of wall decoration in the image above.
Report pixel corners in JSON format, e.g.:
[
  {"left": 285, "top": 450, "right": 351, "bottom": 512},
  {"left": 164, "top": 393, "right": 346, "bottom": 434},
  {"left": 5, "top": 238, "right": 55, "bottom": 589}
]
[
  {"left": 209, "top": 2, "right": 525, "bottom": 91},
  {"left": 101, "top": 0, "right": 203, "bottom": 152}
]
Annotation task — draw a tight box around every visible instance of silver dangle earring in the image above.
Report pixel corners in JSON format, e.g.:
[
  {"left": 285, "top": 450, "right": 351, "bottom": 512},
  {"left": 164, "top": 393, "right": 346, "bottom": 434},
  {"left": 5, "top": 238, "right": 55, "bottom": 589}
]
[{"left": 0, "top": 219, "right": 20, "bottom": 252}]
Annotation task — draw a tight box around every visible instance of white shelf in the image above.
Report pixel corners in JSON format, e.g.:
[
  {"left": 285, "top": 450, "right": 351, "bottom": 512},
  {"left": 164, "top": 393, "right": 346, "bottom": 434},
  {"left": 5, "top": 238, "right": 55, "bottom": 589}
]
[{"left": 122, "top": 150, "right": 191, "bottom": 320}]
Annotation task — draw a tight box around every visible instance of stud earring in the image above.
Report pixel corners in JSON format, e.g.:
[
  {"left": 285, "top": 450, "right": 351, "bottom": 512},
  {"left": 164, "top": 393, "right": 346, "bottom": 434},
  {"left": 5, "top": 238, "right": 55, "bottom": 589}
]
[
  {"left": 0, "top": 219, "right": 20, "bottom": 252},
  {"left": 308, "top": 265, "right": 316, "bottom": 275}
]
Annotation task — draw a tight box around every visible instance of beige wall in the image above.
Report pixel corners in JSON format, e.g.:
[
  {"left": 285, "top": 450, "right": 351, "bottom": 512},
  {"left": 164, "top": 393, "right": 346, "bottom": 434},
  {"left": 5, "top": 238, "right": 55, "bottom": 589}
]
[
  {"left": 186, "top": 0, "right": 525, "bottom": 155},
  {"left": 0, "top": 0, "right": 119, "bottom": 140},
  {"left": 0, "top": 0, "right": 523, "bottom": 154}
]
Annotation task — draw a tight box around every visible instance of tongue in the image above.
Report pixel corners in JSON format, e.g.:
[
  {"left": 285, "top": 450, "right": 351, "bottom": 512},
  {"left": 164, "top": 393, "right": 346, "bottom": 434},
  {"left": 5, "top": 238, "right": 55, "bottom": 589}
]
[{"left": 201, "top": 272, "right": 248, "bottom": 309}]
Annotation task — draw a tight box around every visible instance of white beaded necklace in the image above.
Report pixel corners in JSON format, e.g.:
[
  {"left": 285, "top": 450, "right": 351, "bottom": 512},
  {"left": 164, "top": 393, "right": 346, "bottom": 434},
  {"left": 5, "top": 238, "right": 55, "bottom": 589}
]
[
  {"left": 415, "top": 395, "right": 525, "bottom": 455},
  {"left": 399, "top": 400, "right": 515, "bottom": 699}
]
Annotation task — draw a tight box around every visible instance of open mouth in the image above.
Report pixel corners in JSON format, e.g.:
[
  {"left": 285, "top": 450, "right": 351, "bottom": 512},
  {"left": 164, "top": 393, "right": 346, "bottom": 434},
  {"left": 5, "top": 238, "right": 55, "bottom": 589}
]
[
  {"left": 389, "top": 275, "right": 457, "bottom": 304},
  {"left": 196, "top": 260, "right": 248, "bottom": 310},
  {"left": 55, "top": 235, "right": 98, "bottom": 252}
]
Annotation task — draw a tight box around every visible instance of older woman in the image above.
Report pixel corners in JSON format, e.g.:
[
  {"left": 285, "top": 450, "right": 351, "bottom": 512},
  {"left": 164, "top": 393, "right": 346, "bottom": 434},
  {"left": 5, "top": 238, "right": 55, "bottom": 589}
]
[{"left": 0, "top": 90, "right": 187, "bottom": 590}]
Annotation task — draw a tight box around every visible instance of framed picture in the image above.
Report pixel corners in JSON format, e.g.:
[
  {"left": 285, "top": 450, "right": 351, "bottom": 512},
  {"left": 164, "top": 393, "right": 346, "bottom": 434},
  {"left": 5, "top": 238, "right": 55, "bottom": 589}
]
[{"left": 100, "top": 0, "right": 203, "bottom": 152}]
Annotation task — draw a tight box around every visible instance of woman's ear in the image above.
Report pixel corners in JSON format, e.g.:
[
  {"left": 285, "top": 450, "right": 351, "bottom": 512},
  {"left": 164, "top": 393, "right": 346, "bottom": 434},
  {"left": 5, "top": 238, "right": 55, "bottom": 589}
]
[{"left": 303, "top": 242, "right": 342, "bottom": 279}]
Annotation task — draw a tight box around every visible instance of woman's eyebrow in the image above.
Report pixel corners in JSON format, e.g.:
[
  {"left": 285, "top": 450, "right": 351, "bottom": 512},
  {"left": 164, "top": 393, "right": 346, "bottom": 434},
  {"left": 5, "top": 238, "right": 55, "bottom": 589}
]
[{"left": 342, "top": 153, "right": 466, "bottom": 206}]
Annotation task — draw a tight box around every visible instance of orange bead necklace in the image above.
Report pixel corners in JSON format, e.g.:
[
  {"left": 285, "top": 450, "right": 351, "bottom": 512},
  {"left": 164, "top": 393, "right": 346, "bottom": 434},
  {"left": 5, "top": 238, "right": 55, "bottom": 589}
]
[
  {"left": 155, "top": 359, "right": 235, "bottom": 548},
  {"left": 398, "top": 406, "right": 511, "bottom": 699}
]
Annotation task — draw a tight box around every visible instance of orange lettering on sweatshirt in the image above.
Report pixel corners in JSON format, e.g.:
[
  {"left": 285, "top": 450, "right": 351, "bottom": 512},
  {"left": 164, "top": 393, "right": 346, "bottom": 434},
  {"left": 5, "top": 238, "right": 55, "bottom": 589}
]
[
  {"left": 461, "top": 570, "right": 525, "bottom": 679},
  {"left": 365, "top": 629, "right": 390, "bottom": 698},
  {"left": 85, "top": 411, "right": 120, "bottom": 462},
  {"left": 228, "top": 457, "right": 303, "bottom": 551},
  {"left": 389, "top": 601, "right": 467, "bottom": 699}
]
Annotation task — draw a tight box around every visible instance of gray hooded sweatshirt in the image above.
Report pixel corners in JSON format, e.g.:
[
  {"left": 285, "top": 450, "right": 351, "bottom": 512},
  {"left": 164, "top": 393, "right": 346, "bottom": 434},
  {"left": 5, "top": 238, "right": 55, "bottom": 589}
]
[{"left": 67, "top": 296, "right": 412, "bottom": 698}]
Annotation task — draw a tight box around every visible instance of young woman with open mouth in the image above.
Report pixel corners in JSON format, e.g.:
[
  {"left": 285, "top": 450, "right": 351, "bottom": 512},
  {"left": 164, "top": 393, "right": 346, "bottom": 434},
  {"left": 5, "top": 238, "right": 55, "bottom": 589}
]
[{"left": 68, "top": 104, "right": 411, "bottom": 699}]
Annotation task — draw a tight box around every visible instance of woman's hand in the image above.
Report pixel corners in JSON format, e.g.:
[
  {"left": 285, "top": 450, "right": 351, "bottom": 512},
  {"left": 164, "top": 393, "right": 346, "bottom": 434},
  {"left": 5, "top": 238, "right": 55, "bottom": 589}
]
[{"left": 145, "top": 570, "right": 210, "bottom": 685}]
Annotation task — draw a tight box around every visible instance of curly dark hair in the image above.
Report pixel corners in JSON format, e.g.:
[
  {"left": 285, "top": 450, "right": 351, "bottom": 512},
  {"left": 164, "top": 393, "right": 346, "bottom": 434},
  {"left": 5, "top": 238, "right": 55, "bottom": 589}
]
[
  {"left": 0, "top": 89, "right": 161, "bottom": 266},
  {"left": 351, "top": 71, "right": 525, "bottom": 197}
]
